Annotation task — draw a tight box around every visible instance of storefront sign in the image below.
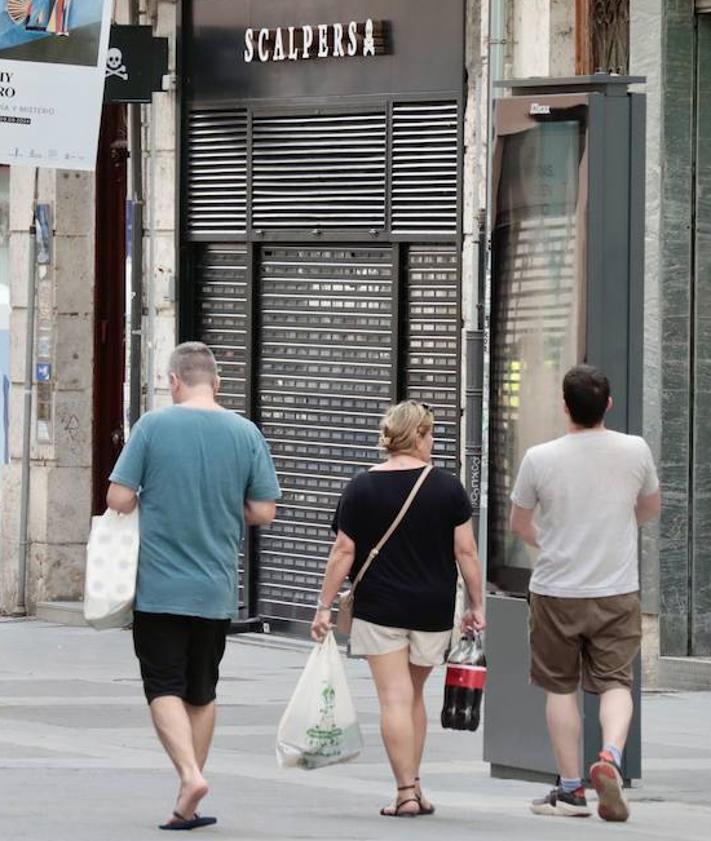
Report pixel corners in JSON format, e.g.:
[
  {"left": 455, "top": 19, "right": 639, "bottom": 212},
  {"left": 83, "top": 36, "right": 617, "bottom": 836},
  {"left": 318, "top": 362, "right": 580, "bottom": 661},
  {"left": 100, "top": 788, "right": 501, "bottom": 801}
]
[
  {"left": 103, "top": 25, "right": 168, "bottom": 104},
  {"left": 0, "top": 0, "right": 113, "bottom": 171},
  {"left": 188, "top": 0, "right": 463, "bottom": 104},
  {"left": 243, "top": 19, "right": 387, "bottom": 63}
]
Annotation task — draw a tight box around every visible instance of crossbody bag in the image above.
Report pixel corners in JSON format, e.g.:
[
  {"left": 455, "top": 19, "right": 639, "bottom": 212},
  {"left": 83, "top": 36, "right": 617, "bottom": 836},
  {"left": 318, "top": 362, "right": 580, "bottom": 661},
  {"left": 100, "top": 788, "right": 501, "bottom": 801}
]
[{"left": 336, "top": 464, "right": 433, "bottom": 635}]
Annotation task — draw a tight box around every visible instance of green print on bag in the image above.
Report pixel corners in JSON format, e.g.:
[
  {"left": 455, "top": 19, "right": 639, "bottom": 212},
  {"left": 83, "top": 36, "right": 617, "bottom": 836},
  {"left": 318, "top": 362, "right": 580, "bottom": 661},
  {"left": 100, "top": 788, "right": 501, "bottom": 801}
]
[{"left": 304, "top": 683, "right": 343, "bottom": 764}]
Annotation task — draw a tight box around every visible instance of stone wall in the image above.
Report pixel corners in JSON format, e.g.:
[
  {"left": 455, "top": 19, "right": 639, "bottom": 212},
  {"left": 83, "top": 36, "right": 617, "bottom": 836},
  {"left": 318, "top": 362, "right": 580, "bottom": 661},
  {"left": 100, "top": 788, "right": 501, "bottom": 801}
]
[{"left": 0, "top": 168, "right": 95, "bottom": 612}]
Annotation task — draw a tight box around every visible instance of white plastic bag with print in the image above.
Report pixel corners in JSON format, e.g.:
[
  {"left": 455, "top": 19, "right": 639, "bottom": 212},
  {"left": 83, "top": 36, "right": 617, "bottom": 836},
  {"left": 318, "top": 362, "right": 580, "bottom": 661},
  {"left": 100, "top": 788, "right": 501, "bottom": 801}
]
[
  {"left": 83, "top": 508, "right": 139, "bottom": 630},
  {"left": 276, "top": 631, "right": 363, "bottom": 770}
]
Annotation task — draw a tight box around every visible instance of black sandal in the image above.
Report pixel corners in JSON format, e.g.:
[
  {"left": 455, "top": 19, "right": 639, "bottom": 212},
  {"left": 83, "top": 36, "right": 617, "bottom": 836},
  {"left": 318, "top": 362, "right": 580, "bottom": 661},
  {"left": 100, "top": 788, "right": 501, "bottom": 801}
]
[
  {"left": 380, "top": 784, "right": 421, "bottom": 818},
  {"left": 415, "top": 777, "right": 436, "bottom": 816}
]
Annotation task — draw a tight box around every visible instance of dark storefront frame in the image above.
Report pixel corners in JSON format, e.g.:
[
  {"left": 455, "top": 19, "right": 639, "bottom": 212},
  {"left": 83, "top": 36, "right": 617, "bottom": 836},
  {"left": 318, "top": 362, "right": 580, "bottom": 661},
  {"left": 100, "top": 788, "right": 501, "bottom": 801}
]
[{"left": 178, "top": 0, "right": 466, "bottom": 633}]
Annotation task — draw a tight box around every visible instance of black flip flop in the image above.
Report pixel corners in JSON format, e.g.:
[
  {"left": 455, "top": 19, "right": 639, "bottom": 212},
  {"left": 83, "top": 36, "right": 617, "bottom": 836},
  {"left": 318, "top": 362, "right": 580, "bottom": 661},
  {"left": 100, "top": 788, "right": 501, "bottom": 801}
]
[{"left": 159, "top": 811, "right": 217, "bottom": 831}]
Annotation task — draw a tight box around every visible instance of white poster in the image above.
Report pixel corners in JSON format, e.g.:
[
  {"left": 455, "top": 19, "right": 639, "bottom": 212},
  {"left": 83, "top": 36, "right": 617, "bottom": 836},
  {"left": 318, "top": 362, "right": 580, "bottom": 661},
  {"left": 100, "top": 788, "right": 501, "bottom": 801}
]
[{"left": 0, "top": 0, "right": 112, "bottom": 171}]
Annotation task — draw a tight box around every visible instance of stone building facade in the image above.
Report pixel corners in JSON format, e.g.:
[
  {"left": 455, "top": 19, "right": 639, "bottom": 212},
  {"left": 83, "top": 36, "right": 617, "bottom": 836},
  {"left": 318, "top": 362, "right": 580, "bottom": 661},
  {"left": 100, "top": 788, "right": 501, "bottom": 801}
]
[{"left": 1, "top": 0, "right": 708, "bottom": 687}]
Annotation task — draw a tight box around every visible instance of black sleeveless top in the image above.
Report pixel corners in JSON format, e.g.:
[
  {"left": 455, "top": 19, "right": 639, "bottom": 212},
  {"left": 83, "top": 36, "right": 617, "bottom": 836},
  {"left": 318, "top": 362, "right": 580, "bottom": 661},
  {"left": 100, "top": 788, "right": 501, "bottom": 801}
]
[{"left": 332, "top": 467, "right": 473, "bottom": 631}]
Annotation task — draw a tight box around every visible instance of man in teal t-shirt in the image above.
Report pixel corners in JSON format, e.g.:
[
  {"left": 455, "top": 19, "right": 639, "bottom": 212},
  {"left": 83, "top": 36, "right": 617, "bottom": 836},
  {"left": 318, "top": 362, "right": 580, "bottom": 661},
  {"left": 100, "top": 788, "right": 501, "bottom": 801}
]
[{"left": 107, "top": 342, "right": 280, "bottom": 831}]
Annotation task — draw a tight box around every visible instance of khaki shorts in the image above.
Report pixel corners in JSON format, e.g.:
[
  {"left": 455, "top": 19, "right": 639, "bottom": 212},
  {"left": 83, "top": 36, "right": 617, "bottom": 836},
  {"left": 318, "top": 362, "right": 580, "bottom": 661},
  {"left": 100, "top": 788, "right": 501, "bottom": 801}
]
[
  {"left": 350, "top": 618, "right": 451, "bottom": 667},
  {"left": 529, "top": 592, "right": 641, "bottom": 695}
]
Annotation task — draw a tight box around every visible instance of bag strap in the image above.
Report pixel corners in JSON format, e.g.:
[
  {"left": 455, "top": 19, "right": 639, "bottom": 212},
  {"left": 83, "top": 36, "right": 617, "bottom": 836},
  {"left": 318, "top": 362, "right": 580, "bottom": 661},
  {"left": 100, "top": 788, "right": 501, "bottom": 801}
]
[{"left": 351, "top": 464, "right": 433, "bottom": 594}]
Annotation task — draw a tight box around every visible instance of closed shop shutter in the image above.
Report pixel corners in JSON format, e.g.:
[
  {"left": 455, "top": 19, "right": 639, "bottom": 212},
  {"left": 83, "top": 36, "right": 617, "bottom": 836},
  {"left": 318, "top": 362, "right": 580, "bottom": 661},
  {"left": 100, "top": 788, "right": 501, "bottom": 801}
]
[
  {"left": 256, "top": 244, "right": 395, "bottom": 628},
  {"left": 405, "top": 245, "right": 459, "bottom": 471}
]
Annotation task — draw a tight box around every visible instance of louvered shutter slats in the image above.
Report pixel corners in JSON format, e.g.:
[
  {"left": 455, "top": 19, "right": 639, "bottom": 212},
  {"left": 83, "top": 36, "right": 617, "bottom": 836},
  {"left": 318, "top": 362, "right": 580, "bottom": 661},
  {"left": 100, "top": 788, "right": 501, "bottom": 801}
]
[{"left": 187, "top": 110, "right": 248, "bottom": 236}]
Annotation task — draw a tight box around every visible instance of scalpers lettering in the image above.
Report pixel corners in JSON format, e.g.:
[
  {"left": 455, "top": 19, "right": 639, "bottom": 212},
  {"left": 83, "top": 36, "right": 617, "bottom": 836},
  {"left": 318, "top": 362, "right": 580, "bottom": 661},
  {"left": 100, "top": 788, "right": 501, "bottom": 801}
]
[{"left": 243, "top": 19, "right": 385, "bottom": 63}]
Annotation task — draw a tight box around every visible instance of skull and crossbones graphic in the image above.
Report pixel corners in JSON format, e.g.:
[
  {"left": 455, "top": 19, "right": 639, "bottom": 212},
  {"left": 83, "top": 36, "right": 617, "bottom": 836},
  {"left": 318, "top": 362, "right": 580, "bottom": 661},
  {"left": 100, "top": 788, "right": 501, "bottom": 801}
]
[{"left": 106, "top": 48, "right": 128, "bottom": 81}]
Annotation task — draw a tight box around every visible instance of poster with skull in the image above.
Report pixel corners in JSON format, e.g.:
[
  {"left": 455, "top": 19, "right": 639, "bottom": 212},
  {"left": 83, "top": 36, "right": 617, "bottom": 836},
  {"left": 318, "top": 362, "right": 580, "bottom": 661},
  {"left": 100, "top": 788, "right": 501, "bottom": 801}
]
[{"left": 0, "top": 0, "right": 113, "bottom": 169}]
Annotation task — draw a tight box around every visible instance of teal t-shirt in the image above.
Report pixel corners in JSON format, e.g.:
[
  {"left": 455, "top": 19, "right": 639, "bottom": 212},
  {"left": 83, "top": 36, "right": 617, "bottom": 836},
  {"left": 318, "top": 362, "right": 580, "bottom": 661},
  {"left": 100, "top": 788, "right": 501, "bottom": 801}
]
[{"left": 109, "top": 406, "right": 281, "bottom": 619}]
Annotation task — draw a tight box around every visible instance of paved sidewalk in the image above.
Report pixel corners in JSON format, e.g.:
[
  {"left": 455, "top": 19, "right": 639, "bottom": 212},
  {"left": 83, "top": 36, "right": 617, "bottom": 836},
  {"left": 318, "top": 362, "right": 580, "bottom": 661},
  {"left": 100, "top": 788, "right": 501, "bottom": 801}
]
[{"left": 1, "top": 618, "right": 709, "bottom": 841}]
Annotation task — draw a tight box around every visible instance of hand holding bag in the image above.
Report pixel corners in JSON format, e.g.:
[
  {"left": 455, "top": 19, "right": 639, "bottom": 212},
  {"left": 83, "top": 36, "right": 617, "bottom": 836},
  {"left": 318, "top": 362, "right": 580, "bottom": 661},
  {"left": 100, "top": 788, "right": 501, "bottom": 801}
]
[
  {"left": 336, "top": 464, "right": 433, "bottom": 635},
  {"left": 83, "top": 507, "right": 139, "bottom": 630},
  {"left": 276, "top": 631, "right": 363, "bottom": 769}
]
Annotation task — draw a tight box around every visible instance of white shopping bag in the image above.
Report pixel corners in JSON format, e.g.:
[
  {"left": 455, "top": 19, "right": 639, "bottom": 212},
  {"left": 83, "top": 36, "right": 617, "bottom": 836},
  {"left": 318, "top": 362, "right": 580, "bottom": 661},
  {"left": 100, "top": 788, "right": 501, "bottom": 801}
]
[
  {"left": 276, "top": 631, "right": 363, "bottom": 770},
  {"left": 83, "top": 508, "right": 139, "bottom": 630}
]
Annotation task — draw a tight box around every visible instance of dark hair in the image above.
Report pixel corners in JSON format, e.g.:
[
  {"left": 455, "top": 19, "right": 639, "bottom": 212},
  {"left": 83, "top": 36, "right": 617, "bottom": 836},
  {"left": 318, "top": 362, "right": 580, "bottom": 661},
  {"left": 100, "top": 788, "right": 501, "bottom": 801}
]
[{"left": 562, "top": 365, "right": 610, "bottom": 427}]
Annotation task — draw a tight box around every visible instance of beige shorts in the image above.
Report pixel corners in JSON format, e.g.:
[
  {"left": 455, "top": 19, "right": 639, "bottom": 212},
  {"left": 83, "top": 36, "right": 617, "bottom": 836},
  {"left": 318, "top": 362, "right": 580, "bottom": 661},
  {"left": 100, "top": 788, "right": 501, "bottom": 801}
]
[{"left": 350, "top": 618, "right": 451, "bottom": 667}]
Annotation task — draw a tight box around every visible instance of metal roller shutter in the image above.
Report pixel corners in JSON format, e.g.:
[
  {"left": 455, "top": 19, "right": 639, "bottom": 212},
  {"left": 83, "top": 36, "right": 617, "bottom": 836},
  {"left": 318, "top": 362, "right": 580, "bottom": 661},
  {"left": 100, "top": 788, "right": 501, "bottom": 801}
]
[
  {"left": 256, "top": 244, "right": 395, "bottom": 628},
  {"left": 405, "top": 245, "right": 460, "bottom": 470},
  {"left": 196, "top": 245, "right": 249, "bottom": 414},
  {"left": 195, "top": 244, "right": 250, "bottom": 612}
]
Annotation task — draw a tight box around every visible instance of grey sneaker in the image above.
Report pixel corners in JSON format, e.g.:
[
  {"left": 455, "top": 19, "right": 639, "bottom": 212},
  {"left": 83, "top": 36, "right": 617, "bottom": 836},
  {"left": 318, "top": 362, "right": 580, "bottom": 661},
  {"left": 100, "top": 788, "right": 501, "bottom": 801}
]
[
  {"left": 530, "top": 786, "right": 591, "bottom": 817},
  {"left": 590, "top": 753, "right": 629, "bottom": 822}
]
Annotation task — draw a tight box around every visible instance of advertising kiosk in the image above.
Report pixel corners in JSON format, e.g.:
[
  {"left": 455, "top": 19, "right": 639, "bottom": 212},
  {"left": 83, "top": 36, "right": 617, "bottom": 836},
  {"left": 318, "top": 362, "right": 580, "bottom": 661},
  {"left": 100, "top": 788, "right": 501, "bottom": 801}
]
[{"left": 483, "top": 75, "right": 646, "bottom": 783}]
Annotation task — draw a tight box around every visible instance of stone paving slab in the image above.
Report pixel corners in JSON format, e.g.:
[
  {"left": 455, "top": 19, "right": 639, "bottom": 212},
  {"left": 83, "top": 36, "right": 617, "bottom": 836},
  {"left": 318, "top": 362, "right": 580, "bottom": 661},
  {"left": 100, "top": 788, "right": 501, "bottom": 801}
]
[{"left": 0, "top": 620, "right": 709, "bottom": 841}]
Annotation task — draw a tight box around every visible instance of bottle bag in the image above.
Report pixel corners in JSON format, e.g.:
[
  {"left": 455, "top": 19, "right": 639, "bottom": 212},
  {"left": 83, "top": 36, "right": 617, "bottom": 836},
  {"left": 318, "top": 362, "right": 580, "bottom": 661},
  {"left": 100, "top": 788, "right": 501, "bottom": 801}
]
[
  {"left": 83, "top": 508, "right": 139, "bottom": 631},
  {"left": 276, "top": 631, "right": 363, "bottom": 770},
  {"left": 440, "top": 630, "right": 487, "bottom": 732}
]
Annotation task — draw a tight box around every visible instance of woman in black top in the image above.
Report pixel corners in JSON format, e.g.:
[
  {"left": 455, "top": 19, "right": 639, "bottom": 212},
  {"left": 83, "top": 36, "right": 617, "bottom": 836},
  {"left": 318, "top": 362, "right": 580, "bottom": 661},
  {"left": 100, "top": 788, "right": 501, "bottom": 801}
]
[{"left": 311, "top": 401, "right": 486, "bottom": 817}]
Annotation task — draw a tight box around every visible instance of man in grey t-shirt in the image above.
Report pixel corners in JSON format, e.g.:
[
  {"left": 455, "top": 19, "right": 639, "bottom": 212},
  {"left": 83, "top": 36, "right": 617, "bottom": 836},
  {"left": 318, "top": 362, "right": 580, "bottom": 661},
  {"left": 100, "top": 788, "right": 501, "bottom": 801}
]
[{"left": 510, "top": 365, "right": 660, "bottom": 823}]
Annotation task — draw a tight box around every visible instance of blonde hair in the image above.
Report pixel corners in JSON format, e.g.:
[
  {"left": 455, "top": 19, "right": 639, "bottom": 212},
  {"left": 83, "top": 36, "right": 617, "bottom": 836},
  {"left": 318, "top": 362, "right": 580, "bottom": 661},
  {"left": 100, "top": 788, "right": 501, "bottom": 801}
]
[{"left": 378, "top": 401, "right": 434, "bottom": 454}]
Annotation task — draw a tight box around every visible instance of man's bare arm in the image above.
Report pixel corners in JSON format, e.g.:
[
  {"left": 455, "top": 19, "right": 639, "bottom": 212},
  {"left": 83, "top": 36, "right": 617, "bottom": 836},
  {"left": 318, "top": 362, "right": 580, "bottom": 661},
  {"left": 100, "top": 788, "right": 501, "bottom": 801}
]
[
  {"left": 244, "top": 499, "right": 277, "bottom": 526},
  {"left": 510, "top": 504, "right": 539, "bottom": 548},
  {"left": 106, "top": 482, "right": 138, "bottom": 514},
  {"left": 636, "top": 489, "right": 661, "bottom": 526}
]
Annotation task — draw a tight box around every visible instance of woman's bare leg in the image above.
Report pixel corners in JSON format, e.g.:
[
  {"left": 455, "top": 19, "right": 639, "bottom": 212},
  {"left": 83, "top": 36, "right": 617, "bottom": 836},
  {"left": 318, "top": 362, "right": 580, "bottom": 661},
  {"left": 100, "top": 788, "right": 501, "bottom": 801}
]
[
  {"left": 367, "top": 647, "right": 420, "bottom": 815},
  {"left": 409, "top": 663, "right": 434, "bottom": 809}
]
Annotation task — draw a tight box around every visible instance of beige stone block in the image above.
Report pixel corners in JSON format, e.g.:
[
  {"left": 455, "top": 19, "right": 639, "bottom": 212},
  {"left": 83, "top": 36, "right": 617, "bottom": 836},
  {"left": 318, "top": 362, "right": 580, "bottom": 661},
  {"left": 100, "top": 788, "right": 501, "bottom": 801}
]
[
  {"left": 54, "top": 236, "right": 95, "bottom": 315},
  {"left": 9, "top": 307, "right": 28, "bottom": 383},
  {"left": 154, "top": 390, "right": 172, "bottom": 409},
  {"left": 8, "top": 377, "right": 54, "bottom": 463},
  {"left": 9, "top": 231, "right": 31, "bottom": 309},
  {"left": 27, "top": 541, "right": 86, "bottom": 606},
  {"left": 150, "top": 233, "right": 177, "bottom": 313},
  {"left": 46, "top": 467, "right": 92, "bottom": 545},
  {"left": 54, "top": 389, "right": 92, "bottom": 469},
  {"left": 153, "top": 151, "right": 176, "bottom": 232},
  {"left": 0, "top": 538, "right": 19, "bottom": 613},
  {"left": 0, "top": 459, "right": 51, "bottom": 546},
  {"left": 55, "top": 314, "right": 93, "bottom": 392},
  {"left": 1, "top": 461, "right": 22, "bottom": 559},
  {"left": 156, "top": 2, "right": 177, "bottom": 68},
  {"left": 9, "top": 167, "right": 37, "bottom": 232},
  {"left": 152, "top": 314, "right": 177, "bottom": 393},
  {"left": 152, "top": 91, "right": 176, "bottom": 154},
  {"left": 55, "top": 171, "right": 95, "bottom": 238},
  {"left": 28, "top": 463, "right": 50, "bottom": 543}
]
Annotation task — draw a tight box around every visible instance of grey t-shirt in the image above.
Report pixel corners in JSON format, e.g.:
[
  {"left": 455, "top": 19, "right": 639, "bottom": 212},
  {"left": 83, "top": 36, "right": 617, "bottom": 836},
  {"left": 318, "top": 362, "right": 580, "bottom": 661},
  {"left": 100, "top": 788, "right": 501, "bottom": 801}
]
[{"left": 510, "top": 429, "right": 659, "bottom": 598}]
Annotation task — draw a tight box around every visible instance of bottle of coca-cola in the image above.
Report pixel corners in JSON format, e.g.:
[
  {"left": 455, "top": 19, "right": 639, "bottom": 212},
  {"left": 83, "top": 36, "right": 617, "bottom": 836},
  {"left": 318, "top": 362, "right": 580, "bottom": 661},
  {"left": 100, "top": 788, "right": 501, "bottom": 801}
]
[{"left": 441, "top": 631, "right": 487, "bottom": 732}]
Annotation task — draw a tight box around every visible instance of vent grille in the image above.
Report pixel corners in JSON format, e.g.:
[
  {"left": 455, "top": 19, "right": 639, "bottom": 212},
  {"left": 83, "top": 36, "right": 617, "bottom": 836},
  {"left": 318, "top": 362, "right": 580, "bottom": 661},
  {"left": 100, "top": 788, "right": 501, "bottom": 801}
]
[
  {"left": 392, "top": 102, "right": 458, "bottom": 235},
  {"left": 252, "top": 113, "right": 386, "bottom": 229},
  {"left": 187, "top": 109, "right": 247, "bottom": 237}
]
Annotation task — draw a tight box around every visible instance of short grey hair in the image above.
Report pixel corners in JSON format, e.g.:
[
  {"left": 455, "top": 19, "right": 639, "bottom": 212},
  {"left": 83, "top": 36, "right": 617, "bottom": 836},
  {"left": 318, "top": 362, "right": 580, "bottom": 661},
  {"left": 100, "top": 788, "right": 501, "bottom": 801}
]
[{"left": 168, "top": 342, "right": 218, "bottom": 387}]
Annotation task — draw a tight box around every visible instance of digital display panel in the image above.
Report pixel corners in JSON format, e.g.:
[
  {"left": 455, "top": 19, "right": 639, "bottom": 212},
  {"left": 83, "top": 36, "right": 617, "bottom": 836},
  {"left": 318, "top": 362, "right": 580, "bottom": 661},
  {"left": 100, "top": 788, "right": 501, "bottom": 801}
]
[{"left": 488, "top": 106, "right": 587, "bottom": 593}]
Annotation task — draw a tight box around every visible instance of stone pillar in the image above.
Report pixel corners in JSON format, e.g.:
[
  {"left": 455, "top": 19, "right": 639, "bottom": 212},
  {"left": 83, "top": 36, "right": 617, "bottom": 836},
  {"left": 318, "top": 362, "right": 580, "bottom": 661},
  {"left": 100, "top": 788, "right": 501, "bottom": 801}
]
[
  {"left": 0, "top": 168, "right": 95, "bottom": 613},
  {"left": 511, "top": 0, "right": 574, "bottom": 79},
  {"left": 146, "top": 0, "right": 178, "bottom": 408}
]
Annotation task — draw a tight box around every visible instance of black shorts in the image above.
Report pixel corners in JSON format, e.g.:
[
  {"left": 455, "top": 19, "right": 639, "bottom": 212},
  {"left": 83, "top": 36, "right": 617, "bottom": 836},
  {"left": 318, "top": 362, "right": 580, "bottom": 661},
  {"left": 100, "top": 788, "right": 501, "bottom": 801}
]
[{"left": 132, "top": 611, "right": 231, "bottom": 706}]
